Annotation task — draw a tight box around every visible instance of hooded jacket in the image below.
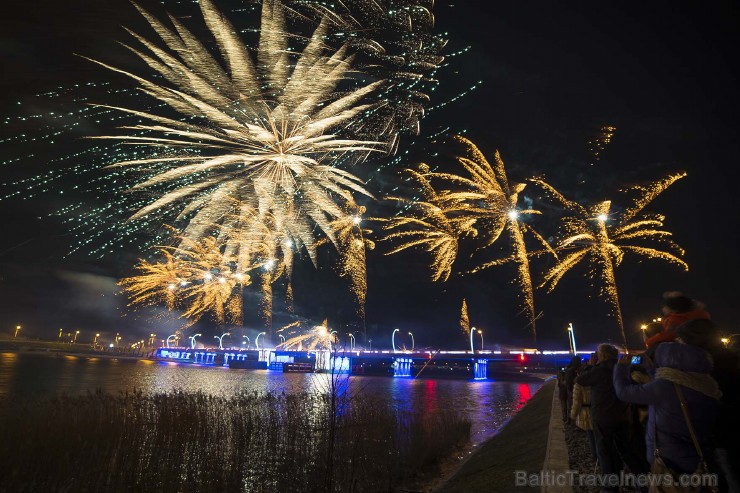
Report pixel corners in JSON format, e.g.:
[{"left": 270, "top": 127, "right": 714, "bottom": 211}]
[{"left": 613, "top": 342, "right": 720, "bottom": 474}]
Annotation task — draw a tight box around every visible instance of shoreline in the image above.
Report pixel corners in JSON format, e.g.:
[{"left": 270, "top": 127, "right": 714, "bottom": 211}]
[{"left": 435, "top": 379, "right": 557, "bottom": 493}]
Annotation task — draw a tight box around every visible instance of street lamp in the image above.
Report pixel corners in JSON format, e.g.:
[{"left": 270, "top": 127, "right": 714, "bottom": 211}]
[
  {"left": 214, "top": 332, "right": 230, "bottom": 350},
  {"left": 166, "top": 335, "right": 177, "bottom": 348},
  {"left": 278, "top": 334, "right": 286, "bottom": 345},
  {"left": 93, "top": 333, "right": 100, "bottom": 346},
  {"left": 73, "top": 330, "right": 80, "bottom": 343},
  {"left": 58, "top": 328, "right": 63, "bottom": 341},
  {"left": 115, "top": 333, "right": 121, "bottom": 347},
  {"left": 721, "top": 334, "right": 739, "bottom": 347},
  {"left": 348, "top": 333, "right": 355, "bottom": 351},
  {"left": 470, "top": 326, "right": 477, "bottom": 354},
  {"left": 329, "top": 330, "right": 338, "bottom": 350},
  {"left": 255, "top": 332, "right": 266, "bottom": 350},
  {"left": 189, "top": 333, "right": 201, "bottom": 349},
  {"left": 242, "top": 335, "right": 250, "bottom": 349},
  {"left": 392, "top": 328, "right": 400, "bottom": 353},
  {"left": 408, "top": 332, "right": 415, "bottom": 351},
  {"left": 14, "top": 325, "right": 21, "bottom": 338},
  {"left": 567, "top": 323, "right": 577, "bottom": 354},
  {"left": 478, "top": 330, "right": 484, "bottom": 351},
  {"left": 640, "top": 324, "right": 648, "bottom": 343}
]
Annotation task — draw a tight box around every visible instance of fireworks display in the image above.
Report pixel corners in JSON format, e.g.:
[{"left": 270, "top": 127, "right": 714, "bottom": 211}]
[
  {"left": 459, "top": 298, "right": 470, "bottom": 336},
  {"left": 89, "top": 0, "right": 387, "bottom": 262},
  {"left": 0, "top": 0, "right": 701, "bottom": 349},
  {"left": 277, "top": 320, "right": 335, "bottom": 351},
  {"left": 121, "top": 234, "right": 252, "bottom": 327},
  {"left": 534, "top": 173, "right": 688, "bottom": 347},
  {"left": 284, "top": 0, "right": 447, "bottom": 146},
  {"left": 378, "top": 136, "right": 553, "bottom": 340}
]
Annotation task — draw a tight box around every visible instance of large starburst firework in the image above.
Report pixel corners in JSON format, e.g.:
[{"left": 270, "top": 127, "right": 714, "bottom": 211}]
[
  {"left": 87, "top": 0, "right": 386, "bottom": 263},
  {"left": 534, "top": 173, "right": 688, "bottom": 347}
]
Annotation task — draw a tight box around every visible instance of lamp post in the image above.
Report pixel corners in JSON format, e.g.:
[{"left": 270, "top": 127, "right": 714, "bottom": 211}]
[
  {"left": 58, "top": 328, "right": 63, "bottom": 341},
  {"left": 14, "top": 325, "right": 21, "bottom": 338},
  {"left": 640, "top": 324, "right": 648, "bottom": 343},
  {"left": 115, "top": 333, "right": 121, "bottom": 347},
  {"left": 478, "top": 330, "right": 484, "bottom": 351},
  {"left": 470, "top": 326, "right": 477, "bottom": 354},
  {"left": 73, "top": 330, "right": 80, "bottom": 343},
  {"left": 255, "top": 332, "right": 266, "bottom": 350},
  {"left": 166, "top": 335, "right": 177, "bottom": 348},
  {"left": 189, "top": 333, "right": 201, "bottom": 349},
  {"left": 392, "top": 328, "right": 400, "bottom": 353},
  {"left": 408, "top": 332, "right": 414, "bottom": 351},
  {"left": 149, "top": 333, "right": 156, "bottom": 347},
  {"left": 93, "top": 333, "right": 100, "bottom": 347},
  {"left": 329, "top": 331, "right": 338, "bottom": 350},
  {"left": 214, "top": 332, "right": 230, "bottom": 350},
  {"left": 278, "top": 334, "right": 286, "bottom": 345},
  {"left": 242, "top": 335, "right": 250, "bottom": 350},
  {"left": 567, "top": 323, "right": 577, "bottom": 354},
  {"left": 348, "top": 333, "right": 355, "bottom": 351}
]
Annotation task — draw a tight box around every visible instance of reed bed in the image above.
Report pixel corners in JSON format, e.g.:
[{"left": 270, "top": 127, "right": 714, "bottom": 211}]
[{"left": 0, "top": 386, "right": 470, "bottom": 492}]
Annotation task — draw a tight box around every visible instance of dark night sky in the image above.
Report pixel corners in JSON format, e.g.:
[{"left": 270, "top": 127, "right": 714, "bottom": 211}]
[{"left": 0, "top": 0, "right": 738, "bottom": 349}]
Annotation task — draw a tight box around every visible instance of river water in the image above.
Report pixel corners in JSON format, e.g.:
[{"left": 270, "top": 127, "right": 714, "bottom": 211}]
[{"left": 0, "top": 351, "right": 544, "bottom": 445}]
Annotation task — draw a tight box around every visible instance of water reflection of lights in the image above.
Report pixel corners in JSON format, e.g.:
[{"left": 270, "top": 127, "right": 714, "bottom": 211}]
[{"left": 0, "top": 353, "right": 545, "bottom": 445}]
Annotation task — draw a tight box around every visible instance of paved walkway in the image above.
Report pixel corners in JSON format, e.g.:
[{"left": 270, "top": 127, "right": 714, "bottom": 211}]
[{"left": 541, "top": 383, "right": 573, "bottom": 493}]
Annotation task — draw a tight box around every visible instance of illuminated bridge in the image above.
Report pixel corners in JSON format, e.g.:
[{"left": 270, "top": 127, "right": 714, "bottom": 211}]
[{"left": 155, "top": 347, "right": 582, "bottom": 380}]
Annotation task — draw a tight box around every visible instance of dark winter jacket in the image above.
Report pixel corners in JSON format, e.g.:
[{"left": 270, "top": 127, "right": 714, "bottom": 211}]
[
  {"left": 576, "top": 358, "right": 628, "bottom": 426},
  {"left": 613, "top": 342, "right": 720, "bottom": 474}
]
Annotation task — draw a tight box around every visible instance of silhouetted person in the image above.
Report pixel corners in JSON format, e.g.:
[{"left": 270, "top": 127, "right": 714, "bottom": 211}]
[
  {"left": 576, "top": 344, "right": 649, "bottom": 489},
  {"left": 646, "top": 291, "right": 710, "bottom": 348},
  {"left": 557, "top": 368, "right": 568, "bottom": 422},
  {"left": 571, "top": 355, "right": 597, "bottom": 460},
  {"left": 614, "top": 335, "right": 721, "bottom": 484},
  {"left": 565, "top": 355, "right": 582, "bottom": 418},
  {"left": 677, "top": 319, "right": 739, "bottom": 492}
]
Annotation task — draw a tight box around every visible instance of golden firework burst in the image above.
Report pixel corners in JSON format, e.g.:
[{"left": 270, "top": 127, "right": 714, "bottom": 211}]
[
  {"left": 86, "top": 0, "right": 384, "bottom": 264},
  {"left": 534, "top": 173, "right": 688, "bottom": 347}
]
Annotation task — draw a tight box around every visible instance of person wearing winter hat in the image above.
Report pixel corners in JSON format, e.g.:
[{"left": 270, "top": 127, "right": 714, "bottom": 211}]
[
  {"left": 614, "top": 341, "right": 721, "bottom": 477},
  {"left": 645, "top": 291, "right": 711, "bottom": 348},
  {"left": 676, "top": 318, "right": 720, "bottom": 349}
]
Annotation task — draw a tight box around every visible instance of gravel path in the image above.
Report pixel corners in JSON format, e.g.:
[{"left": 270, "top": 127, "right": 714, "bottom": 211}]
[
  {"left": 563, "top": 421, "right": 645, "bottom": 493},
  {"left": 563, "top": 422, "right": 599, "bottom": 493}
]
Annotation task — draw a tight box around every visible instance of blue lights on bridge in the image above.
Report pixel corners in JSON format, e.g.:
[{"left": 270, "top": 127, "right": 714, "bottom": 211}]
[
  {"left": 154, "top": 347, "right": 565, "bottom": 381},
  {"left": 393, "top": 357, "right": 413, "bottom": 377}
]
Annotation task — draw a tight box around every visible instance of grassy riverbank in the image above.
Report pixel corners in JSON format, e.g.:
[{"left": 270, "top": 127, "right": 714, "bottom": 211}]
[
  {"left": 436, "top": 380, "right": 555, "bottom": 493},
  {"left": 0, "top": 388, "right": 471, "bottom": 492}
]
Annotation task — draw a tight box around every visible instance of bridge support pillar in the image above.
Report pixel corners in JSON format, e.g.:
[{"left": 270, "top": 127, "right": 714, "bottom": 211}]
[
  {"left": 474, "top": 358, "right": 488, "bottom": 380},
  {"left": 393, "top": 357, "right": 413, "bottom": 377}
]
